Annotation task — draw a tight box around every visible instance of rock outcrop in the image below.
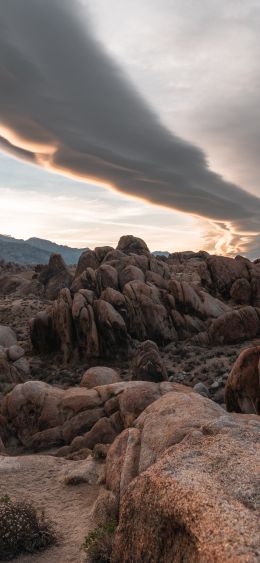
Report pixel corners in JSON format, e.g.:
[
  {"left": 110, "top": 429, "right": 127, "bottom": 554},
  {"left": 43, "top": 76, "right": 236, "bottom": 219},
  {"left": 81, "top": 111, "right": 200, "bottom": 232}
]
[
  {"left": 0, "top": 380, "right": 190, "bottom": 453},
  {"left": 225, "top": 346, "right": 260, "bottom": 414},
  {"left": 30, "top": 237, "right": 260, "bottom": 362},
  {"left": 39, "top": 253, "right": 73, "bottom": 299},
  {"left": 113, "top": 415, "right": 260, "bottom": 563},
  {"left": 131, "top": 340, "right": 168, "bottom": 382}
]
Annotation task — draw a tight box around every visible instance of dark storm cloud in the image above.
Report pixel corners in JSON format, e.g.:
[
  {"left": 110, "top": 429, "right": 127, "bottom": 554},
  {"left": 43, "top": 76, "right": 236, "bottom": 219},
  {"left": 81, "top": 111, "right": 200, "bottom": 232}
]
[{"left": 0, "top": 0, "right": 259, "bottom": 254}]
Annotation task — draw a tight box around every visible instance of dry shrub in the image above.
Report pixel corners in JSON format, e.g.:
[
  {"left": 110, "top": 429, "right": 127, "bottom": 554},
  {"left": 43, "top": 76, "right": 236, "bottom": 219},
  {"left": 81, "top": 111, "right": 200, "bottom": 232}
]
[
  {"left": 0, "top": 495, "right": 56, "bottom": 560},
  {"left": 82, "top": 519, "right": 117, "bottom": 563}
]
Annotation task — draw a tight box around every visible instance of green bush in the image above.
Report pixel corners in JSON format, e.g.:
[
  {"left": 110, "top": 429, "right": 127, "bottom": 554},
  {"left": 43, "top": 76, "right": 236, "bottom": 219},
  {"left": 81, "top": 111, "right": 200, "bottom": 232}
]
[
  {"left": 82, "top": 519, "right": 117, "bottom": 563},
  {"left": 0, "top": 495, "right": 56, "bottom": 560}
]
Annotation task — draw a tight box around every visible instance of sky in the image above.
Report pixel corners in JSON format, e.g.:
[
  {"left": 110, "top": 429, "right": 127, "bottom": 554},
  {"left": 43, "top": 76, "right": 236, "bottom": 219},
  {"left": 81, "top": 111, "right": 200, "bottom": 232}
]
[{"left": 0, "top": 0, "right": 259, "bottom": 256}]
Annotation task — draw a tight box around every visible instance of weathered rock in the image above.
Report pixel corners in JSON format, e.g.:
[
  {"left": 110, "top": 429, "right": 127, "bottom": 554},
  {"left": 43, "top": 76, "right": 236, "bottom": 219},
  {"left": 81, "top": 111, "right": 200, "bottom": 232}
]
[
  {"left": 7, "top": 345, "right": 25, "bottom": 362},
  {"left": 60, "top": 457, "right": 105, "bottom": 485},
  {"left": 100, "top": 288, "right": 129, "bottom": 325},
  {"left": 96, "top": 264, "right": 118, "bottom": 294},
  {"left": 0, "top": 325, "right": 17, "bottom": 347},
  {"left": 39, "top": 253, "right": 72, "bottom": 299},
  {"left": 113, "top": 418, "right": 260, "bottom": 563},
  {"left": 119, "top": 265, "right": 145, "bottom": 290},
  {"left": 106, "top": 428, "right": 141, "bottom": 498},
  {"left": 135, "top": 391, "right": 224, "bottom": 473},
  {"left": 71, "top": 291, "right": 99, "bottom": 359},
  {"left": 1, "top": 381, "right": 103, "bottom": 449},
  {"left": 30, "top": 310, "right": 57, "bottom": 354},
  {"left": 70, "top": 267, "right": 97, "bottom": 293},
  {"left": 117, "top": 235, "right": 150, "bottom": 256},
  {"left": 118, "top": 381, "right": 161, "bottom": 426},
  {"left": 225, "top": 346, "right": 260, "bottom": 414},
  {"left": 124, "top": 280, "right": 177, "bottom": 343},
  {"left": 94, "top": 299, "right": 128, "bottom": 358},
  {"left": 169, "top": 279, "right": 229, "bottom": 319},
  {"left": 193, "top": 382, "right": 210, "bottom": 397},
  {"left": 69, "top": 417, "right": 119, "bottom": 452},
  {"left": 94, "top": 246, "right": 114, "bottom": 262},
  {"left": 230, "top": 277, "right": 251, "bottom": 304},
  {"left": 131, "top": 340, "right": 168, "bottom": 382},
  {"left": 75, "top": 250, "right": 100, "bottom": 277},
  {"left": 80, "top": 367, "right": 120, "bottom": 389},
  {"left": 207, "top": 254, "right": 250, "bottom": 296},
  {"left": 208, "top": 306, "right": 260, "bottom": 344}
]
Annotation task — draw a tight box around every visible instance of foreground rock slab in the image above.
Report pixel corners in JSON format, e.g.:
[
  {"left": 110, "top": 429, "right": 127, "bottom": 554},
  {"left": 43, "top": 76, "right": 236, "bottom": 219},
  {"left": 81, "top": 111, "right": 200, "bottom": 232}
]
[{"left": 113, "top": 416, "right": 260, "bottom": 563}]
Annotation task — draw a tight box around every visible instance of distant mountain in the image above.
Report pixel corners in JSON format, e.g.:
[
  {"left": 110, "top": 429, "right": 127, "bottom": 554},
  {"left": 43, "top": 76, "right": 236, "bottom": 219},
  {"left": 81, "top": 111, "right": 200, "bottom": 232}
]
[
  {"left": 0, "top": 234, "right": 88, "bottom": 265},
  {"left": 26, "top": 237, "right": 88, "bottom": 264},
  {"left": 152, "top": 250, "right": 170, "bottom": 257}
]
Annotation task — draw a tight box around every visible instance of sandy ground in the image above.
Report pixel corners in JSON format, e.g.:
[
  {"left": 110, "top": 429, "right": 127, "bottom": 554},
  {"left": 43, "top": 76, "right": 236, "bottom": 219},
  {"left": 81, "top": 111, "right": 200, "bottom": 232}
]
[{"left": 0, "top": 455, "right": 99, "bottom": 562}]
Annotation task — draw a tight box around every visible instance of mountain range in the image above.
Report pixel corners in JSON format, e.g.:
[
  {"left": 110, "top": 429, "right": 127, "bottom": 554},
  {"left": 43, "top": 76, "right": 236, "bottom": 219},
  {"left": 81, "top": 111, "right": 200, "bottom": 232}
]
[{"left": 0, "top": 234, "right": 89, "bottom": 265}]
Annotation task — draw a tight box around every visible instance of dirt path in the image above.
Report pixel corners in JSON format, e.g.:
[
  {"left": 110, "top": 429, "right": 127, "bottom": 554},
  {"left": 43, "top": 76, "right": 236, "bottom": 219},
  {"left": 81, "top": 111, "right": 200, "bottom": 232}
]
[{"left": 0, "top": 455, "right": 99, "bottom": 562}]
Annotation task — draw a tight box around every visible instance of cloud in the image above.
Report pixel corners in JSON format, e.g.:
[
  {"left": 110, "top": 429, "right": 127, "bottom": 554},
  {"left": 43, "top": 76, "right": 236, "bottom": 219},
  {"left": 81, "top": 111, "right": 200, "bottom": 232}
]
[{"left": 0, "top": 0, "right": 259, "bottom": 256}]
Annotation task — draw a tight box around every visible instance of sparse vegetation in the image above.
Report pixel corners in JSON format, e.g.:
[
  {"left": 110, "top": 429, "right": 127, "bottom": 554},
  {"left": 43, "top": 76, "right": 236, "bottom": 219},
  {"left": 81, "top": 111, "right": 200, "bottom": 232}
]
[
  {"left": 0, "top": 495, "right": 56, "bottom": 560},
  {"left": 82, "top": 519, "right": 117, "bottom": 563}
]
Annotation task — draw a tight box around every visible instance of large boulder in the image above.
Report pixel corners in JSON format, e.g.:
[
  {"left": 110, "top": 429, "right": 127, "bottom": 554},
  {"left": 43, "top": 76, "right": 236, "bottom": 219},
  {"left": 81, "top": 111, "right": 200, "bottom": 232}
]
[
  {"left": 117, "top": 235, "right": 150, "bottom": 256},
  {"left": 225, "top": 346, "right": 260, "bottom": 414},
  {"left": 208, "top": 306, "right": 260, "bottom": 345},
  {"left": 75, "top": 250, "right": 100, "bottom": 277},
  {"left": 230, "top": 277, "right": 251, "bottom": 304},
  {"left": 113, "top": 416, "right": 260, "bottom": 563},
  {"left": 123, "top": 280, "right": 177, "bottom": 343},
  {"left": 39, "top": 253, "right": 72, "bottom": 300},
  {"left": 207, "top": 255, "right": 250, "bottom": 296},
  {"left": 96, "top": 264, "right": 118, "bottom": 293},
  {"left": 94, "top": 300, "right": 128, "bottom": 358},
  {"left": 131, "top": 340, "right": 168, "bottom": 383},
  {"left": 169, "top": 279, "right": 229, "bottom": 319},
  {"left": 80, "top": 367, "right": 120, "bottom": 389}
]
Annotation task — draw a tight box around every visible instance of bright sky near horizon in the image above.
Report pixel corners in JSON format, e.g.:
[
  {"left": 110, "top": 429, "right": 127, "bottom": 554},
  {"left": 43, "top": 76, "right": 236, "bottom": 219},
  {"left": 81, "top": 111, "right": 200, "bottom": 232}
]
[{"left": 0, "top": 0, "right": 259, "bottom": 256}]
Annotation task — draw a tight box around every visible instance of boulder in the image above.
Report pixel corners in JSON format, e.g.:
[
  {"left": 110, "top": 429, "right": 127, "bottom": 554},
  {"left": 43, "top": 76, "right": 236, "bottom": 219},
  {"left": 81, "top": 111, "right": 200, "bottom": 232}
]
[
  {"left": 169, "top": 279, "right": 229, "bottom": 319},
  {"left": 75, "top": 250, "right": 100, "bottom": 277},
  {"left": 208, "top": 306, "right": 260, "bottom": 344},
  {"left": 0, "top": 326, "right": 17, "bottom": 348},
  {"left": 118, "top": 382, "right": 161, "bottom": 426},
  {"left": 80, "top": 367, "right": 120, "bottom": 389},
  {"left": 225, "top": 346, "right": 260, "bottom": 414},
  {"left": 207, "top": 255, "right": 250, "bottom": 296},
  {"left": 230, "top": 277, "right": 251, "bottom": 304},
  {"left": 117, "top": 235, "right": 150, "bottom": 256},
  {"left": 7, "top": 345, "right": 25, "bottom": 362},
  {"left": 96, "top": 264, "right": 118, "bottom": 293},
  {"left": 39, "top": 253, "right": 72, "bottom": 299},
  {"left": 131, "top": 340, "right": 168, "bottom": 383},
  {"left": 60, "top": 457, "right": 105, "bottom": 485},
  {"left": 113, "top": 417, "right": 260, "bottom": 563},
  {"left": 94, "top": 246, "right": 113, "bottom": 262},
  {"left": 124, "top": 280, "right": 177, "bottom": 343},
  {"left": 94, "top": 299, "right": 128, "bottom": 358},
  {"left": 135, "top": 391, "right": 224, "bottom": 473},
  {"left": 118, "top": 265, "right": 145, "bottom": 290}
]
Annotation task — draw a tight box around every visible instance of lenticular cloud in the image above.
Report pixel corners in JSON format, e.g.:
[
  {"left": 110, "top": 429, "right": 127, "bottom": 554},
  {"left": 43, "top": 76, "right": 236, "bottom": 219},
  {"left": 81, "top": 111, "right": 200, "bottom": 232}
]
[{"left": 0, "top": 0, "right": 259, "bottom": 255}]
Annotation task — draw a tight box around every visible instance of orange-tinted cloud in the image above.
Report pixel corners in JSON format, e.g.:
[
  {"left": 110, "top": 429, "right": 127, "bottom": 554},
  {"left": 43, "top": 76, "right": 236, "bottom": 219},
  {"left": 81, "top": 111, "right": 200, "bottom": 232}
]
[{"left": 0, "top": 0, "right": 259, "bottom": 256}]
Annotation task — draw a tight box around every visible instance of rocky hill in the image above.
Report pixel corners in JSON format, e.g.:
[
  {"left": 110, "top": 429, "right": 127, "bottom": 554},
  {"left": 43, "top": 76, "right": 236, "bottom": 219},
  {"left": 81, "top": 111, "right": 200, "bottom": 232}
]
[{"left": 0, "top": 234, "right": 259, "bottom": 562}]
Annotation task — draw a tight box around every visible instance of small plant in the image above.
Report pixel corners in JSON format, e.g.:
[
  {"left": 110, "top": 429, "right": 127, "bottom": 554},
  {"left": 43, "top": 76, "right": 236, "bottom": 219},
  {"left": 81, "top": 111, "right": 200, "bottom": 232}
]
[
  {"left": 82, "top": 519, "right": 117, "bottom": 563},
  {"left": 0, "top": 496, "right": 56, "bottom": 560}
]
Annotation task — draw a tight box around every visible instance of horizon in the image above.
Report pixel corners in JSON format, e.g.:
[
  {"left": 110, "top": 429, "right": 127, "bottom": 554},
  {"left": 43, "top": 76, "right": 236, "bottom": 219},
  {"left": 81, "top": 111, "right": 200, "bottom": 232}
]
[{"left": 0, "top": 0, "right": 259, "bottom": 258}]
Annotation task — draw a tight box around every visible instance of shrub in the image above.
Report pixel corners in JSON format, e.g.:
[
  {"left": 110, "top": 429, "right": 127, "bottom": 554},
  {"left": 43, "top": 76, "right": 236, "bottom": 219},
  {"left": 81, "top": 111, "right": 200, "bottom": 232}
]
[
  {"left": 82, "top": 519, "right": 117, "bottom": 563},
  {"left": 0, "top": 495, "right": 56, "bottom": 560}
]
